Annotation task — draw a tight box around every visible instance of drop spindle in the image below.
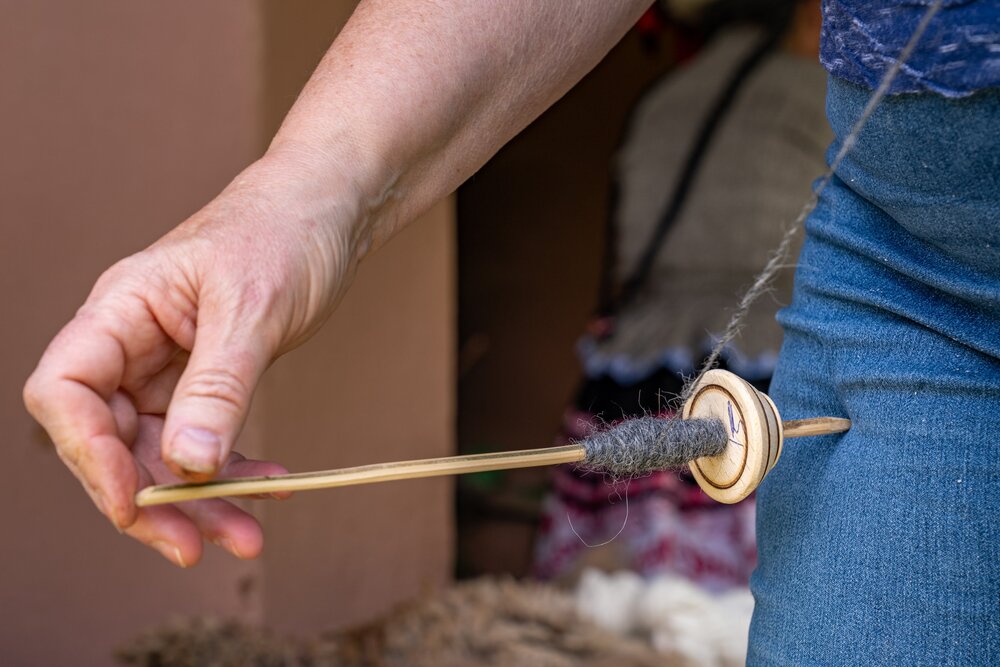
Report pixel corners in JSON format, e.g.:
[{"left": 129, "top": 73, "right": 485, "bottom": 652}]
[{"left": 135, "top": 369, "right": 848, "bottom": 507}]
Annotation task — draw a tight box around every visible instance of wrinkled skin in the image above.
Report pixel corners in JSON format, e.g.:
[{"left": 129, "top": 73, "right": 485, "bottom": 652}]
[
  {"left": 22, "top": 0, "right": 649, "bottom": 566},
  {"left": 23, "top": 159, "right": 360, "bottom": 566}
]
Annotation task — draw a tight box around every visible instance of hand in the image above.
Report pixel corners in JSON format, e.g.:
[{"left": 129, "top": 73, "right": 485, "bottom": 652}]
[
  {"left": 23, "top": 0, "right": 652, "bottom": 566},
  {"left": 101, "top": 407, "right": 290, "bottom": 566},
  {"left": 23, "top": 156, "right": 361, "bottom": 566}
]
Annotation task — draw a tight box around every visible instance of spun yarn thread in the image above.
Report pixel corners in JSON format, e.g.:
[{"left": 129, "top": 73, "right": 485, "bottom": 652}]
[{"left": 571, "top": 0, "right": 945, "bottom": 479}]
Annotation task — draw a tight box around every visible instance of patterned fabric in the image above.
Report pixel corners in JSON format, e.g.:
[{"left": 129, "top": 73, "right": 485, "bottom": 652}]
[{"left": 820, "top": 0, "right": 1000, "bottom": 97}]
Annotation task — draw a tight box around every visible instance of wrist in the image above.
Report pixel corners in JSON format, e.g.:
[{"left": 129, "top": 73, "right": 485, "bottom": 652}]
[
  {"left": 260, "top": 133, "right": 402, "bottom": 264},
  {"left": 221, "top": 148, "right": 365, "bottom": 267},
  {"left": 168, "top": 147, "right": 376, "bottom": 350}
]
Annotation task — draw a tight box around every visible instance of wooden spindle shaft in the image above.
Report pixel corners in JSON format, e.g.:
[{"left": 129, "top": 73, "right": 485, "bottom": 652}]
[
  {"left": 784, "top": 416, "right": 851, "bottom": 438},
  {"left": 136, "top": 444, "right": 586, "bottom": 507}
]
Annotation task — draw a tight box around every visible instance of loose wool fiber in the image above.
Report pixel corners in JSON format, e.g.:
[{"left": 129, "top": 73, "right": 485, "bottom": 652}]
[{"left": 579, "top": 417, "right": 727, "bottom": 475}]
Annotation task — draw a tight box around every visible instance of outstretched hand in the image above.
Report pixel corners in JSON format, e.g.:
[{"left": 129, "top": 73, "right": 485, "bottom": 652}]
[
  {"left": 24, "top": 158, "right": 360, "bottom": 566},
  {"left": 23, "top": 0, "right": 651, "bottom": 567}
]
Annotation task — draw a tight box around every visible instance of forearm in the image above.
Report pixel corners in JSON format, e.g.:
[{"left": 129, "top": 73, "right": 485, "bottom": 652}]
[
  {"left": 263, "top": 0, "right": 651, "bottom": 258},
  {"left": 22, "top": 0, "right": 651, "bottom": 560}
]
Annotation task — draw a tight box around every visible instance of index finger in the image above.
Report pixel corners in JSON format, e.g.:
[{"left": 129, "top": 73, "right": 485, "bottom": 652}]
[{"left": 24, "top": 309, "right": 140, "bottom": 529}]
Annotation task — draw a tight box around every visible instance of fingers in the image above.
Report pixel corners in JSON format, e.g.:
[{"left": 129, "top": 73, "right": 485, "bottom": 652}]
[
  {"left": 180, "top": 499, "right": 266, "bottom": 560},
  {"left": 24, "top": 315, "right": 140, "bottom": 529},
  {"left": 160, "top": 311, "right": 274, "bottom": 480},
  {"left": 124, "top": 349, "right": 189, "bottom": 414},
  {"left": 123, "top": 495, "right": 266, "bottom": 566},
  {"left": 123, "top": 503, "right": 204, "bottom": 568},
  {"left": 109, "top": 390, "right": 139, "bottom": 447},
  {"left": 132, "top": 423, "right": 284, "bottom": 565},
  {"left": 186, "top": 454, "right": 290, "bottom": 556},
  {"left": 225, "top": 457, "right": 295, "bottom": 500}
]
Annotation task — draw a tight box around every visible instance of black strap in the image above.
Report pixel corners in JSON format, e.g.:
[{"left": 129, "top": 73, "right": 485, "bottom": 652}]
[{"left": 595, "top": 24, "right": 788, "bottom": 324}]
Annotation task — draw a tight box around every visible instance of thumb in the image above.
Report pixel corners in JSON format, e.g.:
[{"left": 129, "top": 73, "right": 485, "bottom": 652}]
[{"left": 162, "top": 320, "right": 272, "bottom": 480}]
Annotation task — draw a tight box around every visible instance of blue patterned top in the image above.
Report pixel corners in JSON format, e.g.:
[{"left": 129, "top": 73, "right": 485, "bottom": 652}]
[{"left": 821, "top": 0, "right": 1000, "bottom": 97}]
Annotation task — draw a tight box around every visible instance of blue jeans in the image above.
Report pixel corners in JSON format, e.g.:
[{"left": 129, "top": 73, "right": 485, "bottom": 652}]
[{"left": 749, "top": 77, "right": 1000, "bottom": 666}]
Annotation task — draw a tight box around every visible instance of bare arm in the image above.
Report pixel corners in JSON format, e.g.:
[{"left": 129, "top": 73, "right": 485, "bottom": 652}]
[
  {"left": 24, "top": 0, "right": 650, "bottom": 567},
  {"left": 269, "top": 0, "right": 649, "bottom": 254}
]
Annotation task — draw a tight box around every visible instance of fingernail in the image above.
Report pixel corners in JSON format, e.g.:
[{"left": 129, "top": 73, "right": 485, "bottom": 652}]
[
  {"left": 152, "top": 541, "right": 187, "bottom": 568},
  {"left": 214, "top": 536, "right": 243, "bottom": 559},
  {"left": 94, "top": 493, "right": 124, "bottom": 531},
  {"left": 170, "top": 427, "right": 221, "bottom": 473}
]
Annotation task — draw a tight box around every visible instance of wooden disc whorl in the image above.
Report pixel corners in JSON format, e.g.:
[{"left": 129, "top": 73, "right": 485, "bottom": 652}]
[{"left": 681, "top": 369, "right": 783, "bottom": 504}]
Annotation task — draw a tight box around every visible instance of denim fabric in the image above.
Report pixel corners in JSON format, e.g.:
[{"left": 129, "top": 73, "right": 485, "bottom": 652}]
[
  {"left": 749, "top": 77, "right": 1000, "bottom": 665},
  {"left": 821, "top": 0, "right": 1000, "bottom": 97}
]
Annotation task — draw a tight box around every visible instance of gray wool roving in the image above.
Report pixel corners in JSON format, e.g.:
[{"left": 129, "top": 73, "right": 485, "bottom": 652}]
[{"left": 579, "top": 417, "right": 728, "bottom": 475}]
